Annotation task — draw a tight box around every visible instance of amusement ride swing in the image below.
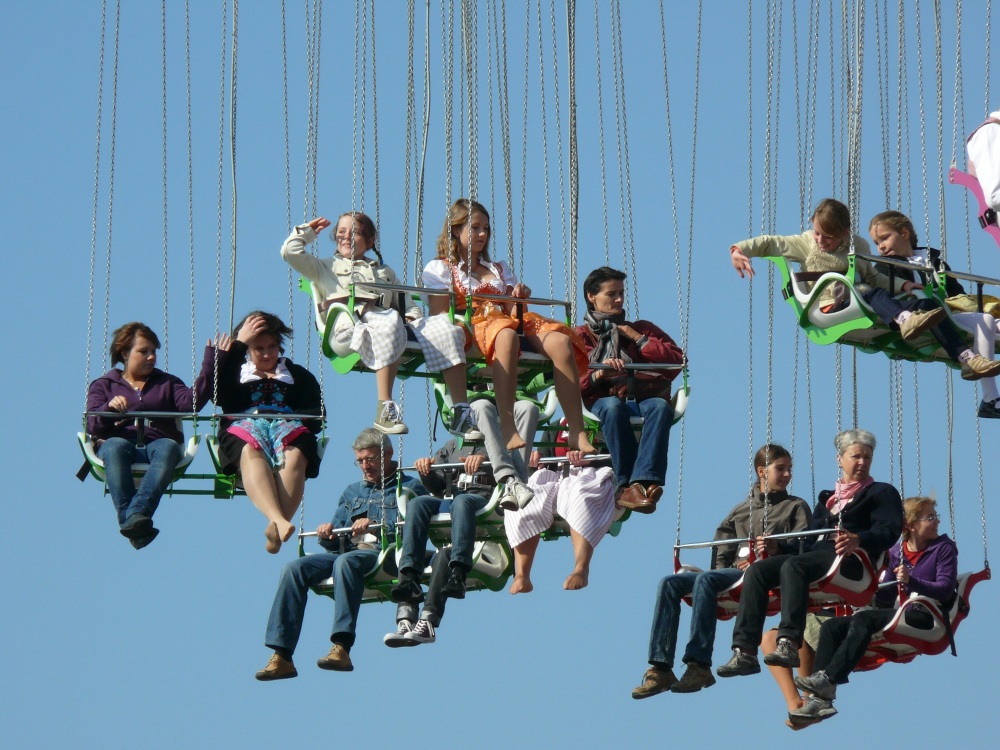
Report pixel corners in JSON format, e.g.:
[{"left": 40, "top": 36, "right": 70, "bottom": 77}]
[
  {"left": 290, "top": 0, "right": 694, "bottom": 602},
  {"left": 670, "top": 0, "right": 991, "bottom": 672}
]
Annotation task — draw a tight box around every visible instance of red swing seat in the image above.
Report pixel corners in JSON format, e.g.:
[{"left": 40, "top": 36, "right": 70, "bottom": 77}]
[{"left": 854, "top": 567, "right": 991, "bottom": 672}]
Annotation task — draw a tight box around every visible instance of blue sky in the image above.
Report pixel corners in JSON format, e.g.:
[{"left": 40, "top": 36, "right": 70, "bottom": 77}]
[{"left": 3, "top": 1, "right": 997, "bottom": 747}]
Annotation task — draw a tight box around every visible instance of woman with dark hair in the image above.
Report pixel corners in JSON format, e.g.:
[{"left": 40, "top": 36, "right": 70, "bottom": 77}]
[
  {"left": 576, "top": 266, "right": 684, "bottom": 513},
  {"left": 789, "top": 497, "right": 958, "bottom": 726},
  {"left": 85, "top": 322, "right": 214, "bottom": 549},
  {"left": 214, "top": 311, "right": 324, "bottom": 554},
  {"left": 717, "top": 429, "right": 903, "bottom": 679},
  {"left": 281, "top": 212, "right": 479, "bottom": 439}
]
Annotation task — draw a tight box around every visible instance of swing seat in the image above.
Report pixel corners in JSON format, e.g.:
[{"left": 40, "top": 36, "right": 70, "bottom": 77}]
[
  {"left": 398, "top": 484, "right": 507, "bottom": 546},
  {"left": 77, "top": 430, "right": 200, "bottom": 485},
  {"left": 204, "top": 433, "right": 328, "bottom": 499},
  {"left": 581, "top": 380, "right": 689, "bottom": 446},
  {"left": 855, "top": 567, "right": 991, "bottom": 672},
  {"left": 766, "top": 255, "right": 959, "bottom": 365},
  {"left": 806, "top": 549, "right": 885, "bottom": 609},
  {"left": 950, "top": 166, "right": 1000, "bottom": 250},
  {"left": 304, "top": 544, "right": 399, "bottom": 604},
  {"left": 410, "top": 539, "right": 514, "bottom": 593},
  {"left": 671, "top": 554, "right": 780, "bottom": 620}
]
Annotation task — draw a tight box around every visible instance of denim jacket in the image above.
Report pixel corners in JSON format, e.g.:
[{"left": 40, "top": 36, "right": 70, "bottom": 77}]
[{"left": 323, "top": 469, "right": 426, "bottom": 551}]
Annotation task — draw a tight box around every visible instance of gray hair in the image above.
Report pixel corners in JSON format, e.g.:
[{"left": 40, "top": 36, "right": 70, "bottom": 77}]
[
  {"left": 834, "top": 428, "right": 877, "bottom": 455},
  {"left": 352, "top": 428, "right": 392, "bottom": 454}
]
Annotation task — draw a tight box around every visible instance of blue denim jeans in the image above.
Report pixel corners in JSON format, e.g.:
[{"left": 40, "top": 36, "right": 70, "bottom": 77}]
[
  {"left": 590, "top": 396, "right": 673, "bottom": 488},
  {"left": 97, "top": 437, "right": 183, "bottom": 526},
  {"left": 647, "top": 568, "right": 743, "bottom": 668},
  {"left": 398, "top": 493, "right": 488, "bottom": 573},
  {"left": 264, "top": 548, "right": 379, "bottom": 654}
]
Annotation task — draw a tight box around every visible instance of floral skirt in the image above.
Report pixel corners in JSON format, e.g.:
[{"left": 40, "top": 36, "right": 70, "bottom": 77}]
[{"left": 219, "top": 416, "right": 319, "bottom": 477}]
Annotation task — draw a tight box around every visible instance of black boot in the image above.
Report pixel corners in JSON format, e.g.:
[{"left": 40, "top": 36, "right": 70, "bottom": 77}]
[{"left": 442, "top": 563, "right": 469, "bottom": 600}]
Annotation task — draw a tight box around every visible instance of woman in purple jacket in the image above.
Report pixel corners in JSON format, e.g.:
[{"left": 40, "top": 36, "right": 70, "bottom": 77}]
[
  {"left": 86, "top": 322, "right": 214, "bottom": 549},
  {"left": 789, "top": 497, "right": 958, "bottom": 726}
]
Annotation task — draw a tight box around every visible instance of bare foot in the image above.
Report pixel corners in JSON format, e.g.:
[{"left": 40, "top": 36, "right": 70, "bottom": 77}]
[
  {"left": 279, "top": 520, "right": 296, "bottom": 542},
  {"left": 264, "top": 522, "right": 282, "bottom": 554},
  {"left": 506, "top": 433, "right": 527, "bottom": 451},
  {"left": 563, "top": 570, "right": 589, "bottom": 590},
  {"left": 509, "top": 575, "right": 534, "bottom": 594},
  {"left": 567, "top": 431, "right": 596, "bottom": 454}
]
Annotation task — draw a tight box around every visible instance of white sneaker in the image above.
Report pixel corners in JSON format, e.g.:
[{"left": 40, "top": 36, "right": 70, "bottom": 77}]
[
  {"left": 402, "top": 618, "right": 436, "bottom": 645},
  {"left": 498, "top": 479, "right": 533, "bottom": 511},
  {"left": 383, "top": 619, "right": 415, "bottom": 648}
]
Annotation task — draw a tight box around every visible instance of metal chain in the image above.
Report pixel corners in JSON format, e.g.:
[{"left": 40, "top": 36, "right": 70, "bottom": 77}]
[
  {"left": 403, "top": 0, "right": 415, "bottom": 279},
  {"left": 805, "top": 338, "right": 815, "bottom": 500},
  {"left": 103, "top": 0, "right": 121, "bottom": 367},
  {"left": 497, "top": 0, "right": 515, "bottom": 273},
  {"left": 281, "top": 0, "right": 293, "bottom": 352},
  {"left": 745, "top": 0, "right": 754, "bottom": 464},
  {"left": 228, "top": 0, "right": 240, "bottom": 334},
  {"left": 986, "top": 0, "right": 993, "bottom": 115},
  {"left": 359, "top": 0, "right": 368, "bottom": 202},
  {"left": 566, "top": 0, "right": 579, "bottom": 308},
  {"left": 185, "top": 0, "right": 197, "bottom": 400},
  {"left": 161, "top": 0, "right": 170, "bottom": 371},
  {"left": 85, "top": 0, "right": 108, "bottom": 404},
  {"left": 548, "top": 0, "right": 570, "bottom": 305},
  {"left": 897, "top": 0, "right": 910, "bottom": 211},
  {"left": 592, "top": 0, "right": 610, "bottom": 266},
  {"left": 875, "top": 0, "right": 891, "bottom": 207},
  {"left": 212, "top": 0, "right": 228, "bottom": 411},
  {"left": 515, "top": 1, "right": 530, "bottom": 275},
  {"left": 441, "top": 0, "right": 453, "bottom": 204},
  {"left": 933, "top": 0, "right": 945, "bottom": 258},
  {"left": 912, "top": 361, "right": 921, "bottom": 492},
  {"left": 370, "top": 0, "right": 380, "bottom": 229},
  {"left": 915, "top": 0, "right": 931, "bottom": 248},
  {"left": 611, "top": 0, "right": 637, "bottom": 315},
  {"left": 533, "top": 0, "right": 555, "bottom": 296},
  {"left": 658, "top": 0, "right": 683, "bottom": 354}
]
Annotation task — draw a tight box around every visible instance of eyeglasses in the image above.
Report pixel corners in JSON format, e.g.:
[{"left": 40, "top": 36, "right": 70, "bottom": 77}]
[
  {"left": 354, "top": 456, "right": 380, "bottom": 466},
  {"left": 917, "top": 513, "right": 941, "bottom": 522}
]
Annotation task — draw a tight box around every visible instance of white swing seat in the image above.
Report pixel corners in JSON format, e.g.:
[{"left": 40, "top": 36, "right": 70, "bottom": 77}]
[
  {"left": 806, "top": 549, "right": 885, "bottom": 609},
  {"left": 307, "top": 544, "right": 398, "bottom": 604},
  {"left": 580, "top": 381, "right": 689, "bottom": 443},
  {"left": 398, "top": 485, "right": 507, "bottom": 546},
  {"left": 77, "top": 430, "right": 200, "bottom": 485},
  {"left": 856, "top": 568, "right": 990, "bottom": 671},
  {"left": 408, "top": 539, "right": 514, "bottom": 593}
]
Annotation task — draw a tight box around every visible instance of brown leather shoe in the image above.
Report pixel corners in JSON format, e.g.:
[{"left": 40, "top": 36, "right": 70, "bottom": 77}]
[
  {"left": 317, "top": 643, "right": 354, "bottom": 672},
  {"left": 255, "top": 653, "right": 297, "bottom": 681},
  {"left": 616, "top": 482, "right": 657, "bottom": 514},
  {"left": 645, "top": 484, "right": 664, "bottom": 504},
  {"left": 631, "top": 667, "right": 677, "bottom": 699}
]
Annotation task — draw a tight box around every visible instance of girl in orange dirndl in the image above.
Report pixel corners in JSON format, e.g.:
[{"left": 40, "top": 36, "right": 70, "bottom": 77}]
[{"left": 423, "top": 199, "right": 596, "bottom": 454}]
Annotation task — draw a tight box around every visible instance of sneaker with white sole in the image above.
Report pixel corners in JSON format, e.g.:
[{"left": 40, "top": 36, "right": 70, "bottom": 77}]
[
  {"left": 374, "top": 400, "right": 408, "bottom": 434},
  {"left": 448, "top": 404, "right": 484, "bottom": 441},
  {"left": 978, "top": 398, "right": 1000, "bottom": 418},
  {"left": 383, "top": 619, "right": 415, "bottom": 648},
  {"left": 716, "top": 648, "right": 760, "bottom": 677},
  {"left": 763, "top": 636, "right": 800, "bottom": 668},
  {"left": 498, "top": 478, "right": 534, "bottom": 511},
  {"left": 793, "top": 670, "right": 837, "bottom": 701},
  {"left": 788, "top": 695, "right": 838, "bottom": 726},
  {"left": 403, "top": 618, "right": 436, "bottom": 645}
]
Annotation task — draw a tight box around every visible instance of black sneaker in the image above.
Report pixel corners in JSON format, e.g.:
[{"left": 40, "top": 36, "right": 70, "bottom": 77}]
[
  {"left": 763, "top": 637, "right": 800, "bottom": 668},
  {"left": 442, "top": 568, "right": 467, "bottom": 599},
  {"left": 389, "top": 576, "right": 424, "bottom": 604},
  {"left": 978, "top": 398, "right": 1000, "bottom": 419},
  {"left": 448, "top": 404, "right": 484, "bottom": 441},
  {"left": 130, "top": 527, "right": 160, "bottom": 550},
  {"left": 383, "top": 619, "right": 415, "bottom": 648},
  {"left": 716, "top": 648, "right": 760, "bottom": 678},
  {"left": 402, "top": 618, "right": 436, "bottom": 645},
  {"left": 120, "top": 513, "right": 153, "bottom": 539}
]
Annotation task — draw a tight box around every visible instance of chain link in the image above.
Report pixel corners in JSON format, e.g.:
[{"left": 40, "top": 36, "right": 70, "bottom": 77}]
[{"left": 161, "top": 0, "right": 170, "bottom": 371}]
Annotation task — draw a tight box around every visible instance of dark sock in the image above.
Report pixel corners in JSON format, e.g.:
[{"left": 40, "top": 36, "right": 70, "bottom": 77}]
[{"left": 274, "top": 647, "right": 293, "bottom": 661}]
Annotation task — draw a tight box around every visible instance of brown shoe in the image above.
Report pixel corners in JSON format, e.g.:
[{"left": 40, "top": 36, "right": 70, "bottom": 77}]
[
  {"left": 317, "top": 643, "right": 354, "bottom": 672},
  {"left": 670, "top": 662, "right": 716, "bottom": 693},
  {"left": 961, "top": 354, "right": 1000, "bottom": 381},
  {"left": 898, "top": 307, "right": 946, "bottom": 340},
  {"left": 255, "top": 653, "right": 297, "bottom": 681},
  {"left": 617, "top": 482, "right": 657, "bottom": 514},
  {"left": 631, "top": 667, "right": 677, "bottom": 699},
  {"left": 645, "top": 484, "right": 664, "bottom": 504}
]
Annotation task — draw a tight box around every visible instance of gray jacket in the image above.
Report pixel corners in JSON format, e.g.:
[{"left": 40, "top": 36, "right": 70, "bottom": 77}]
[{"left": 710, "top": 485, "right": 812, "bottom": 570}]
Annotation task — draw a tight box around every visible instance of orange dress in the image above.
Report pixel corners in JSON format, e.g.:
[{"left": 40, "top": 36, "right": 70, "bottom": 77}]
[{"left": 443, "top": 261, "right": 589, "bottom": 373}]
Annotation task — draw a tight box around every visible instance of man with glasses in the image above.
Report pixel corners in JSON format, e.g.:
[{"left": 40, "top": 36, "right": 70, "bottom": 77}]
[{"left": 254, "top": 428, "right": 425, "bottom": 680}]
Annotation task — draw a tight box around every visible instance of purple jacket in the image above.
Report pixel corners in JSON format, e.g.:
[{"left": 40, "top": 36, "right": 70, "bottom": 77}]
[
  {"left": 86, "top": 346, "right": 217, "bottom": 443},
  {"left": 876, "top": 533, "right": 959, "bottom": 606}
]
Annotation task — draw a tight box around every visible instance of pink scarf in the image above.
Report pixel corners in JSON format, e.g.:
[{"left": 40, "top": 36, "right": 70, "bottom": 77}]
[{"left": 826, "top": 476, "right": 874, "bottom": 514}]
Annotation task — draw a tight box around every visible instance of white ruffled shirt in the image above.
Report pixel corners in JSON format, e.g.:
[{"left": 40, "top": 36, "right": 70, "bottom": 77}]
[{"left": 967, "top": 110, "right": 1000, "bottom": 210}]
